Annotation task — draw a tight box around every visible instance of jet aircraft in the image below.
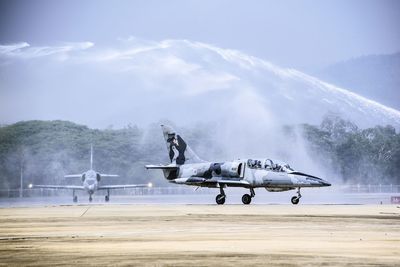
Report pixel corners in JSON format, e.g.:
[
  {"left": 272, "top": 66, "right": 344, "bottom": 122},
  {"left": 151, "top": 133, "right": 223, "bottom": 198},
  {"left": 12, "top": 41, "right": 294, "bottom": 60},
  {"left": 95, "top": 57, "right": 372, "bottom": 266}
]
[
  {"left": 146, "top": 125, "right": 331, "bottom": 205},
  {"left": 30, "top": 145, "right": 152, "bottom": 202}
]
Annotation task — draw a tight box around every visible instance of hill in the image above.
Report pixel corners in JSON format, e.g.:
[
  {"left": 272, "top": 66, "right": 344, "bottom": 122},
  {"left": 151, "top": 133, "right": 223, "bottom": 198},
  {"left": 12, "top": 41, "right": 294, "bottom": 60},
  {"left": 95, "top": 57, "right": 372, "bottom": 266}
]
[
  {"left": 317, "top": 52, "right": 400, "bottom": 110},
  {"left": 0, "top": 119, "right": 399, "bottom": 192},
  {"left": 0, "top": 120, "right": 150, "bottom": 190}
]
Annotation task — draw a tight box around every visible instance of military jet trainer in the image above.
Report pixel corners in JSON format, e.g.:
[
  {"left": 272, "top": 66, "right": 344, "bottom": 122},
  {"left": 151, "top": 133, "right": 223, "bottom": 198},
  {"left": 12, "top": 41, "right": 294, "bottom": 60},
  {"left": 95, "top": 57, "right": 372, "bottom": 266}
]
[
  {"left": 146, "top": 125, "right": 331, "bottom": 205},
  {"left": 30, "top": 145, "right": 152, "bottom": 202}
]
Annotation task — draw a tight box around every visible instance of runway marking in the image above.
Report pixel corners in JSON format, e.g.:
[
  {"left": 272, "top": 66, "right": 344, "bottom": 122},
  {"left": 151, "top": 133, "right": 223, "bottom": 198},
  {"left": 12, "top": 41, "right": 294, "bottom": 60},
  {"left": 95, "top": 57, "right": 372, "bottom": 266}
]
[
  {"left": 0, "top": 204, "right": 399, "bottom": 266},
  {"left": 80, "top": 206, "right": 91, "bottom": 217}
]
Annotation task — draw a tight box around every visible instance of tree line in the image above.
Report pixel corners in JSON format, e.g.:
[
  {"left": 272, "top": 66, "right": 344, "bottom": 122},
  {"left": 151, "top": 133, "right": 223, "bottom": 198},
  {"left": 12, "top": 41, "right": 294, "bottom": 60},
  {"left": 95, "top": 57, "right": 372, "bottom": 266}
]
[{"left": 0, "top": 117, "right": 399, "bottom": 191}]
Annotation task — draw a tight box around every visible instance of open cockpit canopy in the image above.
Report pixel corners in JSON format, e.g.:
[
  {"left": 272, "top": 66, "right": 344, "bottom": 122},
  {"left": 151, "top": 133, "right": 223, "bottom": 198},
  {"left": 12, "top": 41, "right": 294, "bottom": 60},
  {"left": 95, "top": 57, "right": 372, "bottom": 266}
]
[{"left": 246, "top": 159, "right": 294, "bottom": 172}]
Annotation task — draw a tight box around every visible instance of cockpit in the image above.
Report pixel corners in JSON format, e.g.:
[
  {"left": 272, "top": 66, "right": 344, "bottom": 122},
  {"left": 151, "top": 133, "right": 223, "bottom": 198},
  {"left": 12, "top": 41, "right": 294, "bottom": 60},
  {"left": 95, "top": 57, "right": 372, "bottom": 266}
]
[
  {"left": 86, "top": 179, "right": 96, "bottom": 185},
  {"left": 247, "top": 159, "right": 294, "bottom": 172},
  {"left": 86, "top": 170, "right": 97, "bottom": 179}
]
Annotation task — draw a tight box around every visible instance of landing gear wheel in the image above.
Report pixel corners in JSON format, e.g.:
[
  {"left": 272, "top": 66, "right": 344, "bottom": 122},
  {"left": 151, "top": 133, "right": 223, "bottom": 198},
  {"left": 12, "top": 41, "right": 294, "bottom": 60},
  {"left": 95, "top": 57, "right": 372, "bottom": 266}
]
[
  {"left": 73, "top": 196, "right": 78, "bottom": 203},
  {"left": 89, "top": 196, "right": 93, "bottom": 202},
  {"left": 291, "top": 196, "right": 299, "bottom": 205},
  {"left": 105, "top": 195, "right": 109, "bottom": 202},
  {"left": 216, "top": 194, "right": 226, "bottom": 205},
  {"left": 242, "top": 194, "right": 252, "bottom": 205}
]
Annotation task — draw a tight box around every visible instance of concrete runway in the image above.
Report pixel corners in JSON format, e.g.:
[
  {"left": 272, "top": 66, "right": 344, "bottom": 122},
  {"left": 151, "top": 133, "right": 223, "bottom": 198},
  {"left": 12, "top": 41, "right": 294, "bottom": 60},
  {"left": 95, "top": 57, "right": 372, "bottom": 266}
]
[
  {"left": 0, "top": 203, "right": 399, "bottom": 266},
  {"left": 1, "top": 185, "right": 397, "bottom": 207}
]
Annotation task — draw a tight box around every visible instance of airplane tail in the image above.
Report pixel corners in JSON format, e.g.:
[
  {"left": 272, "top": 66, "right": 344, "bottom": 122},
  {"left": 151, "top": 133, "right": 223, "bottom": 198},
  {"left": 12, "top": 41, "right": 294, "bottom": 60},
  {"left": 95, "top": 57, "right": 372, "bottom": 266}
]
[
  {"left": 161, "top": 125, "right": 204, "bottom": 165},
  {"left": 90, "top": 144, "right": 93, "bottom": 170}
]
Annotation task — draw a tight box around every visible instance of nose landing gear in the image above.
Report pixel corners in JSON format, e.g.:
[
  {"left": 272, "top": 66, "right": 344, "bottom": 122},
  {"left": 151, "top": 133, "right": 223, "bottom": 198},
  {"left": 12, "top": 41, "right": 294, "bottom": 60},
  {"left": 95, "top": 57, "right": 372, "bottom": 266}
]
[
  {"left": 105, "top": 189, "right": 110, "bottom": 202},
  {"left": 89, "top": 195, "right": 93, "bottom": 202},
  {"left": 242, "top": 194, "right": 252, "bottom": 204},
  {"left": 72, "top": 190, "right": 78, "bottom": 203},
  {"left": 291, "top": 188, "right": 302, "bottom": 205}
]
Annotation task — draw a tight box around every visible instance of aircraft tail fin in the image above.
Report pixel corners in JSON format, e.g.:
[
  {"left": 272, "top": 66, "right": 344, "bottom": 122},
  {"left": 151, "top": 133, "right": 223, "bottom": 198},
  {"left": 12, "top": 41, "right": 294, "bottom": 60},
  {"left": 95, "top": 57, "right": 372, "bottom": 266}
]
[
  {"left": 161, "top": 125, "right": 204, "bottom": 165},
  {"left": 90, "top": 144, "right": 93, "bottom": 170}
]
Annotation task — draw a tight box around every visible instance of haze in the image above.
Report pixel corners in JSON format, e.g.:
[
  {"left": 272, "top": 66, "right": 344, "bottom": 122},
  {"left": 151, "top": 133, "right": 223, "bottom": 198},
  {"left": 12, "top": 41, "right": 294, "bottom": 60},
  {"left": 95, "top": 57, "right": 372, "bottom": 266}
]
[
  {"left": 0, "top": 0, "right": 399, "bottom": 134},
  {"left": 1, "top": 0, "right": 400, "bottom": 69}
]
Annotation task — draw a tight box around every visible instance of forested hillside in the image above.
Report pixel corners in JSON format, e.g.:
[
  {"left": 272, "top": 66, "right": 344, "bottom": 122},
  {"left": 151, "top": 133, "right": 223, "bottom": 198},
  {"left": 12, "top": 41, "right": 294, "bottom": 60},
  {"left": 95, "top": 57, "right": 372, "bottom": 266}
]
[
  {"left": 0, "top": 121, "right": 156, "bottom": 190},
  {"left": 296, "top": 116, "right": 400, "bottom": 185},
  {"left": 0, "top": 118, "right": 399, "bottom": 191}
]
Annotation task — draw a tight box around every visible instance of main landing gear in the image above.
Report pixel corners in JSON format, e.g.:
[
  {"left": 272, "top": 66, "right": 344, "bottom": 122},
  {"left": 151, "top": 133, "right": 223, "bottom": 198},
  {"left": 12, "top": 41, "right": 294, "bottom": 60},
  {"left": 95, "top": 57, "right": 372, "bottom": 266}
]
[
  {"left": 105, "top": 189, "right": 110, "bottom": 202},
  {"left": 73, "top": 190, "right": 78, "bottom": 203},
  {"left": 291, "top": 188, "right": 302, "bottom": 205},
  {"left": 215, "top": 187, "right": 226, "bottom": 205},
  {"left": 215, "top": 187, "right": 256, "bottom": 205},
  {"left": 242, "top": 188, "right": 255, "bottom": 205}
]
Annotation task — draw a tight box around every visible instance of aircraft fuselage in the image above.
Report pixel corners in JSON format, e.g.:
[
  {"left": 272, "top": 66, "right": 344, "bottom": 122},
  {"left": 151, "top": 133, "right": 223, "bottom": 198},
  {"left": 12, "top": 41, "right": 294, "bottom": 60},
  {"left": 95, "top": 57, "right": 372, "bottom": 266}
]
[
  {"left": 164, "top": 159, "right": 330, "bottom": 190},
  {"left": 82, "top": 170, "right": 99, "bottom": 195},
  {"left": 146, "top": 125, "right": 331, "bottom": 205}
]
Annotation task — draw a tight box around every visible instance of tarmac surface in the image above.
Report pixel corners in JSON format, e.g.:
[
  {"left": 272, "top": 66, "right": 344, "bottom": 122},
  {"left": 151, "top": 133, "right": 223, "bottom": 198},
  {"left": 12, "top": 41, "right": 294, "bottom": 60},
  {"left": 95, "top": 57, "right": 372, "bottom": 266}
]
[
  {"left": 1, "top": 185, "right": 397, "bottom": 207},
  {"left": 0, "top": 202, "right": 399, "bottom": 266}
]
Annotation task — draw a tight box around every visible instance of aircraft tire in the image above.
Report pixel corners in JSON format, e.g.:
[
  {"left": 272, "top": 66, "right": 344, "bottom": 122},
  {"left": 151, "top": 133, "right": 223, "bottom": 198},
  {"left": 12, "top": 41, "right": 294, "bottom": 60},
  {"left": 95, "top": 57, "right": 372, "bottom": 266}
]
[
  {"left": 89, "top": 196, "right": 93, "bottom": 202},
  {"left": 216, "top": 194, "right": 226, "bottom": 205},
  {"left": 73, "top": 196, "right": 78, "bottom": 203},
  {"left": 291, "top": 196, "right": 299, "bottom": 205},
  {"left": 242, "top": 194, "right": 252, "bottom": 205},
  {"left": 105, "top": 195, "right": 109, "bottom": 202}
]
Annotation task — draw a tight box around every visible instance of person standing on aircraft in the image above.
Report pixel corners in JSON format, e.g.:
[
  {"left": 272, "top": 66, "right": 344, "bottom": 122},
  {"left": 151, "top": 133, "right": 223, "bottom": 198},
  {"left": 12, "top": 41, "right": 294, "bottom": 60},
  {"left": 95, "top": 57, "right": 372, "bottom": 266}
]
[{"left": 146, "top": 125, "right": 331, "bottom": 205}]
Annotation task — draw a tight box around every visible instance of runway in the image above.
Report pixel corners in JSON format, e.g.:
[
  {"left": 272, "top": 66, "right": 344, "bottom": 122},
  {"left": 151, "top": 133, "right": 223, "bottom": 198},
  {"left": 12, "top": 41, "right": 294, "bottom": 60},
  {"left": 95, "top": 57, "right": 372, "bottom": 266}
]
[{"left": 0, "top": 204, "right": 399, "bottom": 266}]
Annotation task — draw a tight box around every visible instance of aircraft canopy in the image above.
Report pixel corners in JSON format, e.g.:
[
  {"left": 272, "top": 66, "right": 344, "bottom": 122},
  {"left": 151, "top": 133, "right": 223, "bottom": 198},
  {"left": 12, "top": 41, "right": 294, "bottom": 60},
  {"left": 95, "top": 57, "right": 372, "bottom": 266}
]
[{"left": 247, "top": 159, "right": 294, "bottom": 172}]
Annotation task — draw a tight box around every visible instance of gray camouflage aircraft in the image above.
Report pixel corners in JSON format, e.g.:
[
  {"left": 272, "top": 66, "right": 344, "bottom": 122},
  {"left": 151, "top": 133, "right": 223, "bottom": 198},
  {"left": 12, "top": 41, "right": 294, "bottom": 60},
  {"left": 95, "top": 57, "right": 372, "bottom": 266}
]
[
  {"left": 30, "top": 145, "right": 152, "bottom": 202},
  {"left": 146, "top": 125, "right": 331, "bottom": 205}
]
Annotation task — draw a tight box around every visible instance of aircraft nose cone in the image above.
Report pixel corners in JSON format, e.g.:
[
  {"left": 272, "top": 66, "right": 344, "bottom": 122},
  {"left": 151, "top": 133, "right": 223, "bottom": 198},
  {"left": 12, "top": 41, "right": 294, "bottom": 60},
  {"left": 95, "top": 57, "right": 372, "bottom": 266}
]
[{"left": 321, "top": 179, "right": 331, "bottom": 186}]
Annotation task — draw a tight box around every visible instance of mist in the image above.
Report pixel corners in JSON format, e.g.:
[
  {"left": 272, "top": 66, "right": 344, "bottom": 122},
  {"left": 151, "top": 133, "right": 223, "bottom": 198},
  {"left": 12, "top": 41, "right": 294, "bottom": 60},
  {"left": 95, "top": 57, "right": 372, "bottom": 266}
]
[
  {"left": 1, "top": 38, "right": 400, "bottom": 192},
  {"left": 1, "top": 38, "right": 399, "bottom": 129},
  {"left": 2, "top": 4, "right": 400, "bottom": 267},
  {"left": 1, "top": 1, "right": 399, "bottom": 204}
]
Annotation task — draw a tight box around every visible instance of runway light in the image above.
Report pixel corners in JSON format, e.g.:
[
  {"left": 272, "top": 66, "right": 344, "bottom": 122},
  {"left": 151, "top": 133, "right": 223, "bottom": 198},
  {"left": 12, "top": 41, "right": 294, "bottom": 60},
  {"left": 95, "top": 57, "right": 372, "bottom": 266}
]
[
  {"left": 148, "top": 182, "right": 153, "bottom": 188},
  {"left": 28, "top": 184, "right": 33, "bottom": 188}
]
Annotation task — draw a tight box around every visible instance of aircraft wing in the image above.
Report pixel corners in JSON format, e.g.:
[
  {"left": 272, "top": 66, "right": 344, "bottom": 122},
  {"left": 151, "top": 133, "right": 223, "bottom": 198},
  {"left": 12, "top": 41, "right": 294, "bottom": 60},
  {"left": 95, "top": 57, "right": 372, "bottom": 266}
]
[
  {"left": 212, "top": 179, "right": 251, "bottom": 186},
  {"left": 98, "top": 184, "right": 151, "bottom": 190},
  {"left": 64, "top": 174, "right": 82, "bottom": 178},
  {"left": 145, "top": 164, "right": 178, "bottom": 170},
  {"left": 100, "top": 174, "right": 119, "bottom": 177},
  {"left": 184, "top": 178, "right": 251, "bottom": 187},
  {"left": 30, "top": 184, "right": 85, "bottom": 190}
]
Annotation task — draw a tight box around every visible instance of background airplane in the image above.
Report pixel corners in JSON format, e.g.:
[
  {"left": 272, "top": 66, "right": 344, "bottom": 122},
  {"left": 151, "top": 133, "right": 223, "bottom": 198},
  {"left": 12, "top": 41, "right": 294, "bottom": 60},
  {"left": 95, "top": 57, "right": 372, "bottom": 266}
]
[
  {"left": 30, "top": 145, "right": 152, "bottom": 202},
  {"left": 146, "top": 125, "right": 331, "bottom": 205}
]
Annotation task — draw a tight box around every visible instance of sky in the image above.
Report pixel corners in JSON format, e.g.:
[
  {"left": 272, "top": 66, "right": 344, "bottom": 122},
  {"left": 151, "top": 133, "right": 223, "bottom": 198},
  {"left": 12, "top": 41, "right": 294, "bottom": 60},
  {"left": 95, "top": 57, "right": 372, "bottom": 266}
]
[
  {"left": 0, "top": 0, "right": 399, "bottom": 69},
  {"left": 0, "top": 0, "right": 399, "bottom": 129}
]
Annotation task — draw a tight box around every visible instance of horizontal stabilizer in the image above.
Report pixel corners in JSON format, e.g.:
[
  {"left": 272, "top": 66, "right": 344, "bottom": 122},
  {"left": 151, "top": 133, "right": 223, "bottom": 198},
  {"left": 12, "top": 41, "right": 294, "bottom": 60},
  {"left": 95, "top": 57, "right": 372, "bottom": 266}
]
[
  {"left": 64, "top": 174, "right": 82, "bottom": 178},
  {"left": 100, "top": 174, "right": 119, "bottom": 177}
]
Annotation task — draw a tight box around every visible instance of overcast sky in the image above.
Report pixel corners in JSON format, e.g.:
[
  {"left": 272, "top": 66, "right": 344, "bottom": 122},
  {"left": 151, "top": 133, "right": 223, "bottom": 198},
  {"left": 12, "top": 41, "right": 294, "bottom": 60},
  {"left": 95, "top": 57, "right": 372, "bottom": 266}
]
[
  {"left": 1, "top": 0, "right": 400, "bottom": 128},
  {"left": 1, "top": 0, "right": 399, "bottom": 69}
]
